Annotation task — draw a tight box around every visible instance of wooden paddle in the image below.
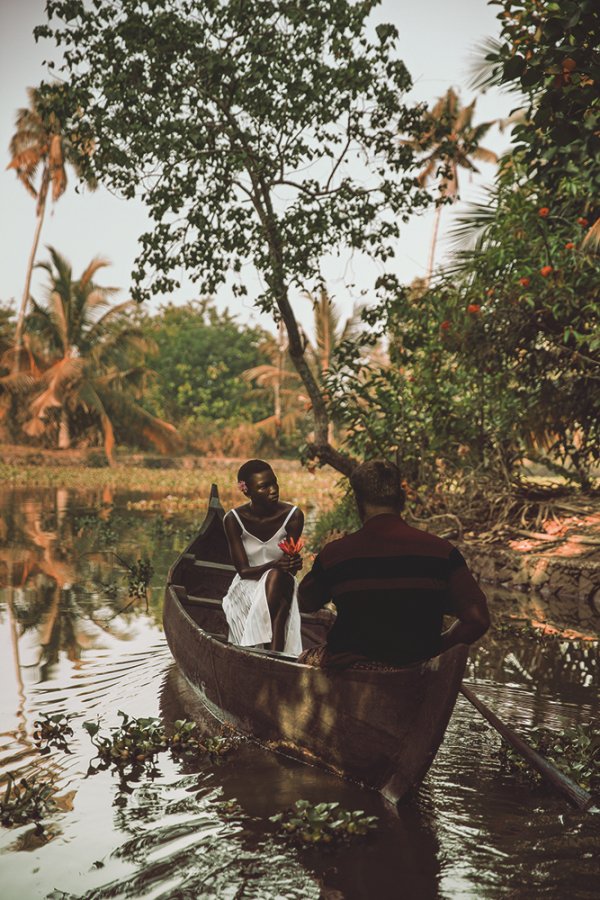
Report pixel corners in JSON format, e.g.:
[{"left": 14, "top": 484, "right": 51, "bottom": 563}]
[{"left": 460, "top": 683, "right": 597, "bottom": 811}]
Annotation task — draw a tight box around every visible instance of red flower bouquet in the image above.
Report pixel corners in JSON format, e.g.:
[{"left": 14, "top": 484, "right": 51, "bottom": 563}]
[{"left": 278, "top": 536, "right": 305, "bottom": 556}]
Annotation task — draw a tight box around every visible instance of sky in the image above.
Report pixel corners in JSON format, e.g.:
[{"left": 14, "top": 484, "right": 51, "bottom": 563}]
[{"left": 0, "top": 0, "right": 516, "bottom": 336}]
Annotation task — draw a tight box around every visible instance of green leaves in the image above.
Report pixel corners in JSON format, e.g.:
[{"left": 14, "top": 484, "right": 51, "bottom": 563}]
[
  {"left": 33, "top": 712, "right": 75, "bottom": 755},
  {"left": 269, "top": 799, "right": 378, "bottom": 844},
  {"left": 484, "top": 0, "right": 600, "bottom": 197},
  {"left": 83, "top": 712, "right": 241, "bottom": 767},
  {"left": 1, "top": 772, "right": 58, "bottom": 830},
  {"left": 38, "top": 0, "right": 427, "bottom": 309},
  {"left": 499, "top": 722, "right": 600, "bottom": 793}
]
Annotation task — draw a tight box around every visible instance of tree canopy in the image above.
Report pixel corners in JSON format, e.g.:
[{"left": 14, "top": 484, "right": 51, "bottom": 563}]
[
  {"left": 35, "top": 0, "right": 430, "bottom": 472},
  {"left": 23, "top": 248, "right": 180, "bottom": 460},
  {"left": 138, "top": 300, "right": 272, "bottom": 426}
]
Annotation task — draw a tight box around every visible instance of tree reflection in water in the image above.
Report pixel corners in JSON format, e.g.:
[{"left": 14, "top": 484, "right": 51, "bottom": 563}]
[{"left": 0, "top": 485, "right": 598, "bottom": 898}]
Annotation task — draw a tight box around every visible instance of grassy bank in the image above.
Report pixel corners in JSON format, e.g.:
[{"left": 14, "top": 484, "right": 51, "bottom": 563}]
[{"left": 0, "top": 455, "right": 342, "bottom": 515}]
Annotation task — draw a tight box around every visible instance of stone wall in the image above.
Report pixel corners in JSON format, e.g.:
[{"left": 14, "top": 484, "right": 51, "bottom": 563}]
[{"left": 460, "top": 541, "right": 600, "bottom": 635}]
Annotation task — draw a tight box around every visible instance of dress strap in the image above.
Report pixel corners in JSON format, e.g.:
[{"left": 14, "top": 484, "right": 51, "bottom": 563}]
[
  {"left": 281, "top": 505, "right": 297, "bottom": 529},
  {"left": 229, "top": 508, "right": 246, "bottom": 532}
]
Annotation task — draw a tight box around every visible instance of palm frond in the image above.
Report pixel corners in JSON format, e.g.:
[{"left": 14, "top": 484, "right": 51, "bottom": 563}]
[
  {"left": 96, "top": 386, "right": 181, "bottom": 455},
  {"left": 498, "top": 108, "right": 528, "bottom": 132},
  {"left": 582, "top": 217, "right": 600, "bottom": 251},
  {"left": 467, "top": 37, "right": 505, "bottom": 92},
  {"left": 242, "top": 363, "right": 300, "bottom": 387},
  {"left": 49, "top": 134, "right": 67, "bottom": 201},
  {"left": 0, "top": 370, "right": 36, "bottom": 395},
  {"left": 453, "top": 99, "right": 476, "bottom": 133},
  {"left": 79, "top": 257, "right": 111, "bottom": 287},
  {"left": 75, "top": 381, "right": 115, "bottom": 463},
  {"left": 447, "top": 190, "right": 498, "bottom": 252},
  {"left": 85, "top": 299, "right": 135, "bottom": 339},
  {"left": 471, "top": 147, "right": 499, "bottom": 165}
]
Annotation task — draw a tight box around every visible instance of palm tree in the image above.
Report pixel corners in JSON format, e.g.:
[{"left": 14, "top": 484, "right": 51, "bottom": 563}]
[
  {"left": 402, "top": 88, "right": 498, "bottom": 280},
  {"left": 23, "top": 247, "right": 179, "bottom": 462},
  {"left": 7, "top": 85, "right": 95, "bottom": 364}
]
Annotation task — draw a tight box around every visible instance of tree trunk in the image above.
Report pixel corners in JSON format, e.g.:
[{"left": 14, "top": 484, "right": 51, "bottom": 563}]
[
  {"left": 426, "top": 202, "right": 442, "bottom": 284},
  {"left": 274, "top": 320, "right": 285, "bottom": 450},
  {"left": 58, "top": 408, "right": 71, "bottom": 449},
  {"left": 272, "top": 276, "right": 356, "bottom": 476},
  {"left": 14, "top": 168, "right": 49, "bottom": 366},
  {"left": 244, "top": 156, "right": 357, "bottom": 476}
]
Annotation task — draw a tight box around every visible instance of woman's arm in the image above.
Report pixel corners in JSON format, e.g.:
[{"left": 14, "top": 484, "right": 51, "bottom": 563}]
[
  {"left": 286, "top": 507, "right": 304, "bottom": 540},
  {"left": 223, "top": 511, "right": 298, "bottom": 580}
]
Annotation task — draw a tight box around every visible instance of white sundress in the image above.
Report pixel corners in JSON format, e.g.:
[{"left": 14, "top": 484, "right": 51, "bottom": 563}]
[{"left": 222, "top": 506, "right": 303, "bottom": 656}]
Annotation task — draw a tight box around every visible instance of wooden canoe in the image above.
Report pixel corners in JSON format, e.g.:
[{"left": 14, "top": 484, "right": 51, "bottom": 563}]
[{"left": 164, "top": 484, "right": 468, "bottom": 805}]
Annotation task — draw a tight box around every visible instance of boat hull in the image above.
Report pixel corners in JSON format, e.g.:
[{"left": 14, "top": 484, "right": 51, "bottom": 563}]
[{"left": 163, "top": 582, "right": 467, "bottom": 805}]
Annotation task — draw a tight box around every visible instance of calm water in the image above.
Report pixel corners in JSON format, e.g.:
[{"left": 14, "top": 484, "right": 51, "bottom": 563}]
[{"left": 0, "top": 486, "right": 599, "bottom": 899}]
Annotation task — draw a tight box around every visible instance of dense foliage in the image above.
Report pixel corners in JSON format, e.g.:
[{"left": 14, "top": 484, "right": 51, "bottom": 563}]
[
  {"left": 21, "top": 248, "right": 179, "bottom": 460},
  {"left": 480, "top": 0, "right": 599, "bottom": 202},
  {"left": 327, "top": 0, "right": 600, "bottom": 489},
  {"left": 139, "top": 301, "right": 271, "bottom": 427},
  {"left": 35, "top": 0, "right": 431, "bottom": 468}
]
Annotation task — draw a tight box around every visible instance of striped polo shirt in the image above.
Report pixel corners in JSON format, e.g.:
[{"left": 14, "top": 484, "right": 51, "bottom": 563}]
[{"left": 309, "top": 513, "right": 485, "bottom": 665}]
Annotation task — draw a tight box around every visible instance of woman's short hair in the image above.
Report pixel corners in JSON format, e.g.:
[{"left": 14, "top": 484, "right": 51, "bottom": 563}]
[
  {"left": 237, "top": 459, "right": 274, "bottom": 484},
  {"left": 350, "top": 459, "right": 405, "bottom": 510}
]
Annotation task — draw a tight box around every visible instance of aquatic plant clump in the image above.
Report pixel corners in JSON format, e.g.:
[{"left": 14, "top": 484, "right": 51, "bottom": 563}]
[
  {"left": 33, "top": 712, "right": 75, "bottom": 755},
  {"left": 169, "top": 719, "right": 243, "bottom": 759},
  {"left": 270, "top": 800, "right": 378, "bottom": 845},
  {"left": 83, "top": 714, "right": 243, "bottom": 769},
  {"left": 1, "top": 772, "right": 57, "bottom": 830},
  {"left": 499, "top": 723, "right": 600, "bottom": 794},
  {"left": 125, "top": 556, "right": 154, "bottom": 600},
  {"left": 83, "top": 711, "right": 168, "bottom": 765}
]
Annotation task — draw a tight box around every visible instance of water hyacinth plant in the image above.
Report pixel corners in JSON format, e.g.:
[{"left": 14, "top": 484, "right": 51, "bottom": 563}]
[
  {"left": 83, "top": 712, "right": 168, "bottom": 766},
  {"left": 33, "top": 712, "right": 75, "bottom": 755},
  {"left": 1, "top": 772, "right": 57, "bottom": 830},
  {"left": 169, "top": 719, "right": 242, "bottom": 759},
  {"left": 499, "top": 723, "right": 600, "bottom": 794},
  {"left": 83, "top": 713, "right": 242, "bottom": 769},
  {"left": 124, "top": 556, "right": 154, "bottom": 601},
  {"left": 270, "top": 800, "right": 378, "bottom": 845}
]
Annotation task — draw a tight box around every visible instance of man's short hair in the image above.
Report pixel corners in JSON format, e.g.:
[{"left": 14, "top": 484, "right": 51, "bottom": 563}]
[{"left": 350, "top": 459, "right": 405, "bottom": 510}]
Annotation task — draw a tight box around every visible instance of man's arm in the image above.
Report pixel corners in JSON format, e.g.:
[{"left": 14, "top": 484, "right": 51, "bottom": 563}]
[
  {"left": 298, "top": 558, "right": 330, "bottom": 612},
  {"left": 440, "top": 550, "right": 490, "bottom": 652}
]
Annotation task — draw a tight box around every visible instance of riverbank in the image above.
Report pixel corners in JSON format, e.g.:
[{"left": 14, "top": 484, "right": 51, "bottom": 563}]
[
  {"left": 0, "top": 445, "right": 342, "bottom": 513},
  {"left": 2, "top": 444, "right": 599, "bottom": 629},
  {"left": 458, "top": 499, "right": 600, "bottom": 636}
]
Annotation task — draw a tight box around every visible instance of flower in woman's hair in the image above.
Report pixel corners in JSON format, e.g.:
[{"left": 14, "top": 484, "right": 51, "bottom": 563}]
[
  {"left": 238, "top": 480, "right": 248, "bottom": 494},
  {"left": 278, "top": 536, "right": 305, "bottom": 556}
]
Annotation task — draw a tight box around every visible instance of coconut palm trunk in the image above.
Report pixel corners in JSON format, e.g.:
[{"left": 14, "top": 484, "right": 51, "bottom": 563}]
[
  {"left": 426, "top": 203, "right": 443, "bottom": 283},
  {"left": 9, "top": 86, "right": 96, "bottom": 369},
  {"left": 58, "top": 407, "right": 71, "bottom": 450},
  {"left": 14, "top": 171, "right": 49, "bottom": 360},
  {"left": 15, "top": 207, "right": 46, "bottom": 350}
]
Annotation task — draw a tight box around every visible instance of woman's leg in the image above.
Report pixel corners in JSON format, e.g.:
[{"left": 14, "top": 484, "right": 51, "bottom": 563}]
[{"left": 265, "top": 568, "right": 294, "bottom": 651}]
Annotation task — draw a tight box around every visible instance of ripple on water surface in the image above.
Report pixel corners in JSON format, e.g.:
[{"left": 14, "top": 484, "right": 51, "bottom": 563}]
[{"left": 1, "top": 486, "right": 599, "bottom": 899}]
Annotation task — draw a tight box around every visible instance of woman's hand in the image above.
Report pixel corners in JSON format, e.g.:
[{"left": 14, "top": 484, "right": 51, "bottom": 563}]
[{"left": 276, "top": 553, "right": 303, "bottom": 575}]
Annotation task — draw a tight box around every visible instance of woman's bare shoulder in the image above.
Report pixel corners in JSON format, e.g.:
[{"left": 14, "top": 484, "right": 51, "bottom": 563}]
[{"left": 224, "top": 506, "right": 248, "bottom": 530}]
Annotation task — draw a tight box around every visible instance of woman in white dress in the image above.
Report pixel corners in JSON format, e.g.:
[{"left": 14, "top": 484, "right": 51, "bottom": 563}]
[{"left": 222, "top": 459, "right": 304, "bottom": 654}]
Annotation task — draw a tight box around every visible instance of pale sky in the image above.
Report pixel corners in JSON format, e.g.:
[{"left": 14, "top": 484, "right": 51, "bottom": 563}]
[{"left": 0, "top": 0, "right": 515, "bottom": 335}]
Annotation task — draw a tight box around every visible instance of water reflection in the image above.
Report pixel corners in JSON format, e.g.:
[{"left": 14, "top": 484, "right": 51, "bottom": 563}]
[{"left": 0, "top": 485, "right": 599, "bottom": 898}]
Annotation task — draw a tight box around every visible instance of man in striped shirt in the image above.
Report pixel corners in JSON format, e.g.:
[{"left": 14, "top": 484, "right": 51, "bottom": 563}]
[{"left": 298, "top": 459, "right": 490, "bottom": 667}]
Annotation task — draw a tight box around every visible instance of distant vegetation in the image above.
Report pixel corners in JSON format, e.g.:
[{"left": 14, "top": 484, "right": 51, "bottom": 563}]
[{"left": 2, "top": 0, "right": 597, "bottom": 509}]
